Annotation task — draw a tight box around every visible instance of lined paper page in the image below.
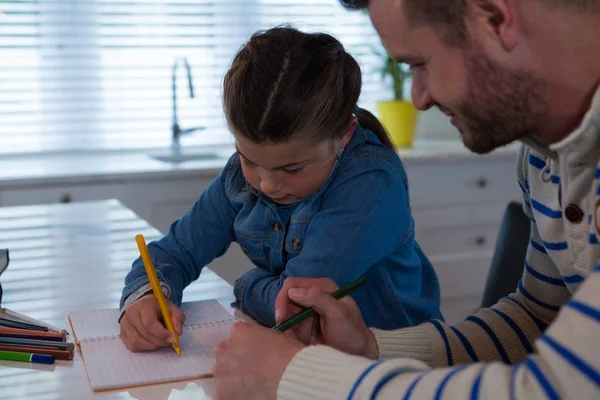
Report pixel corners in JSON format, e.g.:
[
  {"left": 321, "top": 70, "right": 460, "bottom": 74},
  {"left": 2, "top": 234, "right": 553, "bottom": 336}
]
[
  {"left": 179, "top": 299, "right": 234, "bottom": 325},
  {"left": 69, "top": 299, "right": 233, "bottom": 343},
  {"left": 81, "top": 321, "right": 233, "bottom": 391},
  {"left": 69, "top": 300, "right": 237, "bottom": 391},
  {"left": 70, "top": 308, "right": 121, "bottom": 342}
]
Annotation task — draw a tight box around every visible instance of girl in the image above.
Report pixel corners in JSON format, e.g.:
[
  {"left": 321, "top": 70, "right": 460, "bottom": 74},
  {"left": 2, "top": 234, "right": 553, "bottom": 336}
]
[{"left": 119, "top": 26, "right": 442, "bottom": 352}]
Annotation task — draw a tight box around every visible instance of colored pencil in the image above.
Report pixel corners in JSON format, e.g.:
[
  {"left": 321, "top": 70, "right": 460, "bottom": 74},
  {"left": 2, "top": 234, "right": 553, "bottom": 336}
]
[
  {"left": 0, "top": 327, "right": 65, "bottom": 342},
  {"left": 1, "top": 308, "right": 67, "bottom": 336},
  {"left": 0, "top": 337, "right": 73, "bottom": 351},
  {"left": 0, "top": 344, "right": 73, "bottom": 361},
  {"left": 0, "top": 317, "right": 48, "bottom": 332},
  {"left": 135, "top": 234, "right": 181, "bottom": 356},
  {"left": 0, "top": 349, "right": 54, "bottom": 365}
]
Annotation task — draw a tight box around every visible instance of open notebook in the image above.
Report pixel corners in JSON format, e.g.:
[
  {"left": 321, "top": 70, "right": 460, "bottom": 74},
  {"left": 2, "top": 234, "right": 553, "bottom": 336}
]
[{"left": 69, "top": 300, "right": 235, "bottom": 392}]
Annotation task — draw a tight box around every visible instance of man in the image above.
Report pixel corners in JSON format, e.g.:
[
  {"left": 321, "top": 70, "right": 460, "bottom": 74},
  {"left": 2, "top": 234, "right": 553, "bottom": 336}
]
[{"left": 212, "top": 0, "right": 600, "bottom": 398}]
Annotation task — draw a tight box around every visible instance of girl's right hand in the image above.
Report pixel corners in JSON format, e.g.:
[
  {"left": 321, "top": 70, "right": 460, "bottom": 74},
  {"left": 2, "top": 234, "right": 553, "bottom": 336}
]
[{"left": 119, "top": 295, "right": 186, "bottom": 352}]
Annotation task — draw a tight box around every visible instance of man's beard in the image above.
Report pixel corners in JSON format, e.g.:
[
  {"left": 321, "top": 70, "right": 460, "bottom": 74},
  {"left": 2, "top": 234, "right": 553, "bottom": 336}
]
[{"left": 454, "top": 47, "right": 548, "bottom": 154}]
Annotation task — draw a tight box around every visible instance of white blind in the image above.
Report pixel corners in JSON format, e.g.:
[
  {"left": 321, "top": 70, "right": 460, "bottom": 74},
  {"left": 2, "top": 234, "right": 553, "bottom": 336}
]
[{"left": 0, "top": 0, "right": 388, "bottom": 156}]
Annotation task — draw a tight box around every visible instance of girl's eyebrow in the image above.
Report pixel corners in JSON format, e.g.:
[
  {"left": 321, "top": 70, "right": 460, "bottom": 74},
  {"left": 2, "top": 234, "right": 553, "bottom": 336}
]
[{"left": 235, "top": 146, "right": 311, "bottom": 170}]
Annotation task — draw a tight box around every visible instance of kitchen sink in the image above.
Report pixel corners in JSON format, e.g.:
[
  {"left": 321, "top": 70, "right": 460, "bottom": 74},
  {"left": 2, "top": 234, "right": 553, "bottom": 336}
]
[{"left": 149, "top": 147, "right": 232, "bottom": 164}]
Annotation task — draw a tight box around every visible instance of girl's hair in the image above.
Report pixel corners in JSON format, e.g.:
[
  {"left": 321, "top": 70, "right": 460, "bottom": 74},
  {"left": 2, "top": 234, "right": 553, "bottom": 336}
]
[{"left": 223, "top": 26, "right": 394, "bottom": 150}]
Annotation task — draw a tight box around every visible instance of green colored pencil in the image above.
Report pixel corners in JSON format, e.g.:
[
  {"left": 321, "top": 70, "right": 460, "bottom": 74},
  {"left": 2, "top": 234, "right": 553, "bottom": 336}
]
[
  {"left": 273, "top": 276, "right": 367, "bottom": 332},
  {"left": 0, "top": 350, "right": 55, "bottom": 365},
  {"left": 0, "top": 337, "right": 73, "bottom": 351}
]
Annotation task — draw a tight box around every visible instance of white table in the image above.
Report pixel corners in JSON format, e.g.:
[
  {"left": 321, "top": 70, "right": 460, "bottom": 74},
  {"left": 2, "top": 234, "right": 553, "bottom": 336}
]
[{"left": 0, "top": 200, "right": 236, "bottom": 399}]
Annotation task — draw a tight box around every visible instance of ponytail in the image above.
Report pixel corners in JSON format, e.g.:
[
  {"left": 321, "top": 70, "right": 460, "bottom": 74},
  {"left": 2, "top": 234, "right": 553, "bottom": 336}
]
[{"left": 354, "top": 107, "right": 395, "bottom": 150}]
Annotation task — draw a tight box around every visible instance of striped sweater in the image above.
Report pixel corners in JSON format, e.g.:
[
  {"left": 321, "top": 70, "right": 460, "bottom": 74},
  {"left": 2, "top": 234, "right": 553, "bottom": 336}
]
[{"left": 277, "top": 87, "right": 600, "bottom": 399}]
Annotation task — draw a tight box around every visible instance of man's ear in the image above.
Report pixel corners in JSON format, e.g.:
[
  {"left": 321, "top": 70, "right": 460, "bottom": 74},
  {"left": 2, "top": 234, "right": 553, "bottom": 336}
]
[
  {"left": 339, "top": 117, "right": 358, "bottom": 147},
  {"left": 466, "top": 0, "right": 520, "bottom": 51}
]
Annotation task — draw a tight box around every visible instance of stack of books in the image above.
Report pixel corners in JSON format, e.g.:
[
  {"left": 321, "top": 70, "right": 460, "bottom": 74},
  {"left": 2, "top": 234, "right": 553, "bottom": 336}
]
[{"left": 0, "top": 249, "right": 74, "bottom": 365}]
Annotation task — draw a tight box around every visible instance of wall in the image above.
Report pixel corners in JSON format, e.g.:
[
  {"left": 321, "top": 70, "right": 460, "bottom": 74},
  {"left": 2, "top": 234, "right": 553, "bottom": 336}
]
[{"left": 417, "top": 108, "right": 461, "bottom": 141}]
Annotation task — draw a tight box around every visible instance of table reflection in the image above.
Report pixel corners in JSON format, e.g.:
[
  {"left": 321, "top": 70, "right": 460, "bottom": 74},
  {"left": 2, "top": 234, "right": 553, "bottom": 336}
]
[{"left": 0, "top": 200, "right": 234, "bottom": 399}]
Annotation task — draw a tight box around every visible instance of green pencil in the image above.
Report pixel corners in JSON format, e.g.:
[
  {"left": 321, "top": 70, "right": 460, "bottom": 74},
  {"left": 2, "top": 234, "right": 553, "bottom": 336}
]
[
  {"left": 0, "top": 350, "right": 55, "bottom": 365},
  {"left": 0, "top": 337, "right": 73, "bottom": 351},
  {"left": 273, "top": 276, "right": 367, "bottom": 332}
]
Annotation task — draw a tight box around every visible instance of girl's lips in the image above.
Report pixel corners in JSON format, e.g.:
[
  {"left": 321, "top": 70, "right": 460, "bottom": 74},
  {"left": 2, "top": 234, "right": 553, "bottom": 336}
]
[{"left": 270, "top": 195, "right": 290, "bottom": 202}]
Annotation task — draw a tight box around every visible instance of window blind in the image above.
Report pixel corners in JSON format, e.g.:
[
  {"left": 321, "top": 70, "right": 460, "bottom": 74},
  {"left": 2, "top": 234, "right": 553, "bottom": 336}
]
[{"left": 0, "top": 0, "right": 390, "bottom": 156}]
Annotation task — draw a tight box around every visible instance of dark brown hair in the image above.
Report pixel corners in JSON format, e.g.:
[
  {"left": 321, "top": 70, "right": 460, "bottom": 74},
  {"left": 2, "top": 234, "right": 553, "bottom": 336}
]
[
  {"left": 340, "top": 0, "right": 598, "bottom": 46},
  {"left": 223, "top": 26, "right": 394, "bottom": 149},
  {"left": 340, "top": 0, "right": 468, "bottom": 45}
]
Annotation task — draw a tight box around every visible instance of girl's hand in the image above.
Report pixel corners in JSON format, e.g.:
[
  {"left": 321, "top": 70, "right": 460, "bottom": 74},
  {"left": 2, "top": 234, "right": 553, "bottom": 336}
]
[{"left": 119, "top": 295, "right": 186, "bottom": 352}]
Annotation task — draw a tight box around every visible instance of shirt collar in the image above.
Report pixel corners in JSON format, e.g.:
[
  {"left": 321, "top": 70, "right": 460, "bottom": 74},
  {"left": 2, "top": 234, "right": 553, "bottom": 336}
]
[{"left": 521, "top": 83, "right": 600, "bottom": 164}]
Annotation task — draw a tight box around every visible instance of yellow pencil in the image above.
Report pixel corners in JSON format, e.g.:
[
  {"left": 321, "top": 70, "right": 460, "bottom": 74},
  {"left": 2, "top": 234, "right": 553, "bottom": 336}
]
[{"left": 135, "top": 234, "right": 181, "bottom": 356}]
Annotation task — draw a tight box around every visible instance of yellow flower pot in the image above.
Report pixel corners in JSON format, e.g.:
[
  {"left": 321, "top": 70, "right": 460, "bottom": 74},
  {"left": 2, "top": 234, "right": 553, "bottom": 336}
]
[{"left": 376, "top": 101, "right": 419, "bottom": 148}]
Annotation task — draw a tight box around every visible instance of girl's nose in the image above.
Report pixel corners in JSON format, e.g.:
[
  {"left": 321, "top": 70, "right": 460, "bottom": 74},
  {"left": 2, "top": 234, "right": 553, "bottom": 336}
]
[{"left": 259, "top": 173, "right": 282, "bottom": 196}]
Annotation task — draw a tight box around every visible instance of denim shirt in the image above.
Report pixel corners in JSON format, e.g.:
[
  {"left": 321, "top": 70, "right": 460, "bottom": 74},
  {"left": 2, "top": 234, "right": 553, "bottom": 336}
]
[{"left": 121, "top": 125, "right": 442, "bottom": 329}]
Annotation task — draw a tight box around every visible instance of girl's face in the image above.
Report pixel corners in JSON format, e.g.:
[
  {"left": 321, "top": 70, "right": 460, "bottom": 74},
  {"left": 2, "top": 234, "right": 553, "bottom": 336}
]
[{"left": 234, "top": 122, "right": 355, "bottom": 205}]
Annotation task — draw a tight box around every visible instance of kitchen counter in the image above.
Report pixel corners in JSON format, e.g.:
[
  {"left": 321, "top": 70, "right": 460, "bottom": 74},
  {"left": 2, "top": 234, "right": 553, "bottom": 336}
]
[
  {"left": 0, "top": 140, "right": 520, "bottom": 189},
  {"left": 0, "top": 148, "right": 231, "bottom": 189}
]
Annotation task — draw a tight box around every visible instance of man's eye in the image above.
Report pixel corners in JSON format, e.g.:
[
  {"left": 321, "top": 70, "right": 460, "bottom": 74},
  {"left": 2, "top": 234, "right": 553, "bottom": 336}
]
[{"left": 409, "top": 63, "right": 425, "bottom": 71}]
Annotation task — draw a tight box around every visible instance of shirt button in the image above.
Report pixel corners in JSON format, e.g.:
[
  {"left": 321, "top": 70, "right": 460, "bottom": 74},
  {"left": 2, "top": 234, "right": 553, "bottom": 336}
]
[
  {"left": 565, "top": 204, "right": 584, "bottom": 223},
  {"left": 273, "top": 223, "right": 280, "bottom": 233}
]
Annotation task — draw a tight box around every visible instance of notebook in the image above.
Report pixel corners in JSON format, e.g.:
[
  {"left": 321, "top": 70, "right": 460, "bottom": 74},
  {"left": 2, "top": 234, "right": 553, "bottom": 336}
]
[{"left": 69, "top": 299, "right": 235, "bottom": 392}]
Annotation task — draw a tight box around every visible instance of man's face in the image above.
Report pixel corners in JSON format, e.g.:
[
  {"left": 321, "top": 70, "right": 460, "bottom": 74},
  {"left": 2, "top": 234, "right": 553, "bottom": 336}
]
[{"left": 369, "top": 0, "right": 548, "bottom": 154}]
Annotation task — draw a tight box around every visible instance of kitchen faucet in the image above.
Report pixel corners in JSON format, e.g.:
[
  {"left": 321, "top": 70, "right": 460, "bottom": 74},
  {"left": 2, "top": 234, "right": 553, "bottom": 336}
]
[{"left": 171, "top": 57, "right": 203, "bottom": 150}]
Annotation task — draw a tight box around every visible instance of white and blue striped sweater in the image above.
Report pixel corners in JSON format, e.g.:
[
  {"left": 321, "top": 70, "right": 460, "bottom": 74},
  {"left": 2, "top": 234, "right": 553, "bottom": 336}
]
[{"left": 278, "top": 87, "right": 600, "bottom": 399}]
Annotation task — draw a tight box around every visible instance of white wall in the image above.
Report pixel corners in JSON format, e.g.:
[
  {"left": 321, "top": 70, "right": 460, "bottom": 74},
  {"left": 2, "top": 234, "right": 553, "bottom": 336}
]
[{"left": 416, "top": 108, "right": 462, "bottom": 142}]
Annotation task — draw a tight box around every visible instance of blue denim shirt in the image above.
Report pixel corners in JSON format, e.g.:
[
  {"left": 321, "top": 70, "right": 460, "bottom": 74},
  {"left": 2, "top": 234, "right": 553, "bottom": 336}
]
[{"left": 121, "top": 125, "right": 442, "bottom": 329}]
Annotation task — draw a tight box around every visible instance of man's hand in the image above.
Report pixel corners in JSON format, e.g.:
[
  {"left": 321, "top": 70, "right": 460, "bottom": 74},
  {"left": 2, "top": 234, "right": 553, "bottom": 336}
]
[
  {"left": 274, "top": 277, "right": 379, "bottom": 359},
  {"left": 213, "top": 321, "right": 305, "bottom": 400}
]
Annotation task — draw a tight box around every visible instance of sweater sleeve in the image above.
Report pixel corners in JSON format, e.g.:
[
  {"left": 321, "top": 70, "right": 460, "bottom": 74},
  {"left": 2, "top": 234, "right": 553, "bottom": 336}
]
[
  {"left": 278, "top": 265, "right": 600, "bottom": 400},
  {"left": 364, "top": 145, "right": 571, "bottom": 368},
  {"left": 120, "top": 161, "right": 237, "bottom": 308}
]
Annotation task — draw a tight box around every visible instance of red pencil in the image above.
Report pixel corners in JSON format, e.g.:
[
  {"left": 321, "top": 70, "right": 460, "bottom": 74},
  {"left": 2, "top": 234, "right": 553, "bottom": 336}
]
[
  {"left": 0, "top": 327, "right": 65, "bottom": 342},
  {"left": 0, "top": 344, "right": 73, "bottom": 361}
]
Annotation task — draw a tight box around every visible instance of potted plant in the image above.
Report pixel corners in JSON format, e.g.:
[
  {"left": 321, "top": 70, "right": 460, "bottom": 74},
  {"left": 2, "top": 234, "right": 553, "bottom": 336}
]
[{"left": 374, "top": 41, "right": 419, "bottom": 148}]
